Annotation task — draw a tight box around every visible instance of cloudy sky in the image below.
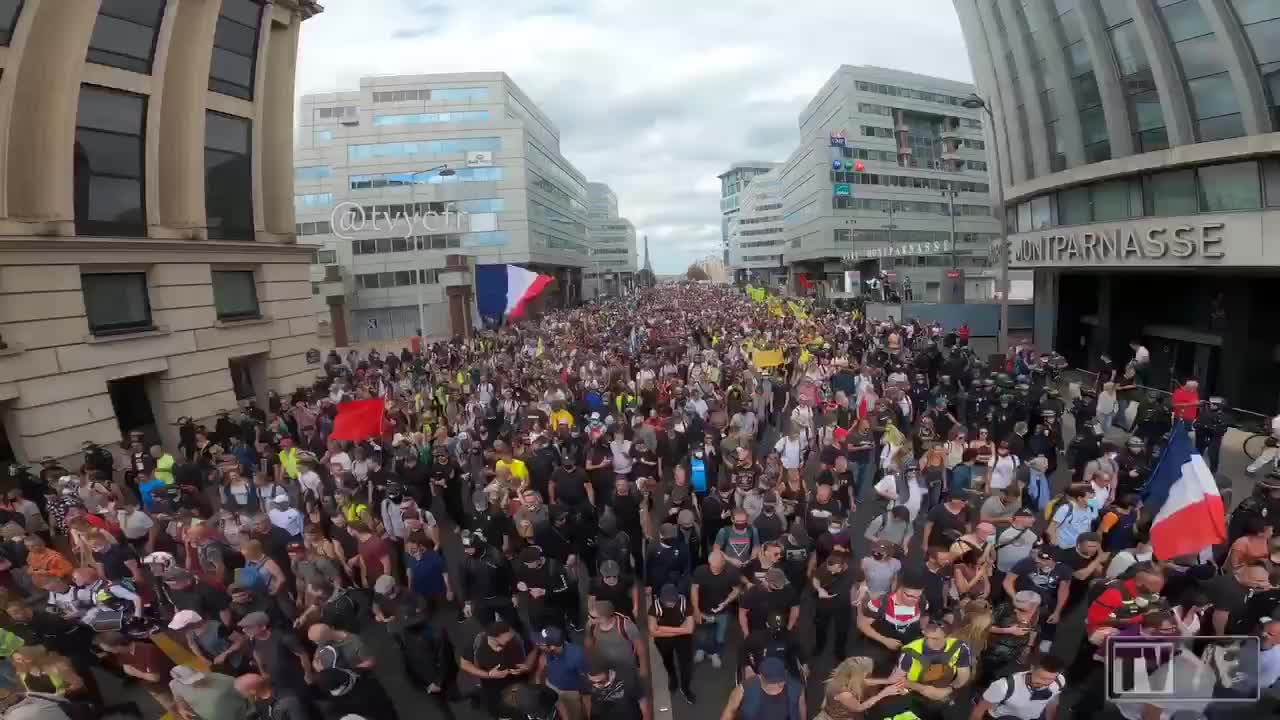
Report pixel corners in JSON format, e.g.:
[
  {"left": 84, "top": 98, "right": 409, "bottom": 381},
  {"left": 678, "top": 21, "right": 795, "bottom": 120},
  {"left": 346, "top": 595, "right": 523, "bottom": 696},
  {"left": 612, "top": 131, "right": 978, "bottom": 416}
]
[{"left": 296, "top": 0, "right": 973, "bottom": 273}]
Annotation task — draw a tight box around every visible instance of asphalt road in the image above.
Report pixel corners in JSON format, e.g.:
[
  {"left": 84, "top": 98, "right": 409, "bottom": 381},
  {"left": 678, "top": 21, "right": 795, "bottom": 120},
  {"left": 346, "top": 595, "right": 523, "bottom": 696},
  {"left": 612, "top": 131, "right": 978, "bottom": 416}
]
[{"left": 100, "top": 396, "right": 1263, "bottom": 720}]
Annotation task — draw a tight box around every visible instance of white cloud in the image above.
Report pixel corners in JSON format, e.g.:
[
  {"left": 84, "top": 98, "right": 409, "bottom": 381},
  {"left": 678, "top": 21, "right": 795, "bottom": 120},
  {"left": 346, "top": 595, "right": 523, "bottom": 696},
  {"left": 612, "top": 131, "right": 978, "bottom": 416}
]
[{"left": 295, "top": 0, "right": 973, "bottom": 272}]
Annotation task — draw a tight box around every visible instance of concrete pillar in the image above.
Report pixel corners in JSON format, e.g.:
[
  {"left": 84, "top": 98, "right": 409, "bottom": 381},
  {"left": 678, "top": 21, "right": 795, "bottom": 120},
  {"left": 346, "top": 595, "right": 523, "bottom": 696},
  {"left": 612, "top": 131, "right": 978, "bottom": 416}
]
[
  {"left": 158, "top": 0, "right": 222, "bottom": 234},
  {"left": 1076, "top": 0, "right": 1135, "bottom": 157},
  {"left": 259, "top": 6, "right": 303, "bottom": 238},
  {"left": 998, "top": 0, "right": 1051, "bottom": 178},
  {"left": 1131, "top": 0, "right": 1196, "bottom": 146},
  {"left": 974, "top": 0, "right": 1030, "bottom": 184},
  {"left": 1024, "top": 0, "right": 1087, "bottom": 168},
  {"left": 1033, "top": 269, "right": 1058, "bottom": 350},
  {"left": 5, "top": 0, "right": 101, "bottom": 228},
  {"left": 144, "top": 0, "right": 183, "bottom": 236},
  {"left": 1216, "top": 284, "right": 1252, "bottom": 410},
  {"left": 954, "top": 0, "right": 1015, "bottom": 187},
  {"left": 1092, "top": 275, "right": 1111, "bottom": 358},
  {"left": 1199, "top": 0, "right": 1273, "bottom": 135}
]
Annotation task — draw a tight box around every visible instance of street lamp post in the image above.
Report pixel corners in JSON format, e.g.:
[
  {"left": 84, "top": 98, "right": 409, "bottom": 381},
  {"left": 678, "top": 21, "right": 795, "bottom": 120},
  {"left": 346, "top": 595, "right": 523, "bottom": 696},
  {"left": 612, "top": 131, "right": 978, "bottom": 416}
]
[
  {"left": 408, "top": 164, "right": 456, "bottom": 339},
  {"left": 961, "top": 93, "right": 1009, "bottom": 353}
]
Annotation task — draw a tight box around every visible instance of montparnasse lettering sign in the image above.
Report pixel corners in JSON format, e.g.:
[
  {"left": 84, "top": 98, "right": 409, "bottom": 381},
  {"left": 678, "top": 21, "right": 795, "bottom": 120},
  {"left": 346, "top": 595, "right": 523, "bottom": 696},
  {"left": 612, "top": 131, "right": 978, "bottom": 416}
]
[
  {"left": 1012, "top": 222, "right": 1225, "bottom": 265},
  {"left": 844, "top": 240, "right": 947, "bottom": 262}
]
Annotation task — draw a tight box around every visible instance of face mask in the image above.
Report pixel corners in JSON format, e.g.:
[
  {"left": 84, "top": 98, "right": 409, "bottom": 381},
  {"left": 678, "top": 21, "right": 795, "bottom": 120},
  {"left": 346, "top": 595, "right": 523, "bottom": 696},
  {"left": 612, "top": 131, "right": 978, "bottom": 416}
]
[{"left": 829, "top": 526, "right": 843, "bottom": 535}]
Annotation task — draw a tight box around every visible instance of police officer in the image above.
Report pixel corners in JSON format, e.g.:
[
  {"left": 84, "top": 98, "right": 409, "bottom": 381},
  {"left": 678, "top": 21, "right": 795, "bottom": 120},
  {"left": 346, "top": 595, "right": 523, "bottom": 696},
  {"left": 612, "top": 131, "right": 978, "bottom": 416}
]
[
  {"left": 1136, "top": 392, "right": 1172, "bottom": 451},
  {"left": 1116, "top": 436, "right": 1149, "bottom": 498},
  {"left": 910, "top": 374, "right": 932, "bottom": 424},
  {"left": 1228, "top": 473, "right": 1280, "bottom": 547},
  {"left": 1194, "top": 396, "right": 1230, "bottom": 473},
  {"left": 1029, "top": 410, "right": 1061, "bottom": 477},
  {"left": 1067, "top": 421, "right": 1103, "bottom": 484},
  {"left": 992, "top": 394, "right": 1018, "bottom": 444}
]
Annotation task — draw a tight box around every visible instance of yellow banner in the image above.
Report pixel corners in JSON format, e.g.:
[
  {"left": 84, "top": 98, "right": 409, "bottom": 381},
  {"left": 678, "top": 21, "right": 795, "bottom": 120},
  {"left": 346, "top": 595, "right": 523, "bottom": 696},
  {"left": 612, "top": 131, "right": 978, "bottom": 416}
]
[
  {"left": 787, "top": 300, "right": 808, "bottom": 321},
  {"left": 752, "top": 349, "right": 784, "bottom": 368}
]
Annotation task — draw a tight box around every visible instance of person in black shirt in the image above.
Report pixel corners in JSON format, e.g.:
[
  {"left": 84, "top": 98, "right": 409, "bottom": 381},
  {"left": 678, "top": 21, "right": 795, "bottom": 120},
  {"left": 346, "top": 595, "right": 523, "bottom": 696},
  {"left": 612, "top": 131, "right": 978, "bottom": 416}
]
[
  {"left": 812, "top": 553, "right": 857, "bottom": 661},
  {"left": 5, "top": 599, "right": 101, "bottom": 704},
  {"left": 90, "top": 532, "right": 143, "bottom": 585},
  {"left": 648, "top": 584, "right": 696, "bottom": 704},
  {"left": 645, "top": 524, "right": 688, "bottom": 596},
  {"left": 1207, "top": 561, "right": 1275, "bottom": 635},
  {"left": 1057, "top": 532, "right": 1107, "bottom": 613},
  {"left": 460, "top": 621, "right": 538, "bottom": 716},
  {"left": 584, "top": 655, "right": 648, "bottom": 720},
  {"left": 912, "top": 547, "right": 955, "bottom": 615},
  {"left": 778, "top": 521, "right": 813, "bottom": 590},
  {"left": 589, "top": 561, "right": 640, "bottom": 620},
  {"left": 805, "top": 479, "right": 845, "bottom": 541},
  {"left": 753, "top": 494, "right": 785, "bottom": 545},
  {"left": 164, "top": 568, "right": 233, "bottom": 626},
  {"left": 922, "top": 495, "right": 971, "bottom": 552},
  {"left": 513, "top": 545, "right": 572, "bottom": 632},
  {"left": 700, "top": 483, "right": 735, "bottom": 561},
  {"left": 428, "top": 445, "right": 465, "bottom": 527},
  {"left": 397, "top": 450, "right": 433, "bottom": 507},
  {"left": 739, "top": 609, "right": 808, "bottom": 682},
  {"left": 549, "top": 455, "right": 593, "bottom": 511},
  {"left": 739, "top": 568, "right": 799, "bottom": 637}
]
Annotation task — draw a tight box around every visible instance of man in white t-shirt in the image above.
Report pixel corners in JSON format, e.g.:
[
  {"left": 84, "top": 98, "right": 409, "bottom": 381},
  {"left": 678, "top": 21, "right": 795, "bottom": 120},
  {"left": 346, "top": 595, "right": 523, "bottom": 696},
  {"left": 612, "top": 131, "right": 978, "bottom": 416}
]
[{"left": 970, "top": 656, "right": 1065, "bottom": 720}]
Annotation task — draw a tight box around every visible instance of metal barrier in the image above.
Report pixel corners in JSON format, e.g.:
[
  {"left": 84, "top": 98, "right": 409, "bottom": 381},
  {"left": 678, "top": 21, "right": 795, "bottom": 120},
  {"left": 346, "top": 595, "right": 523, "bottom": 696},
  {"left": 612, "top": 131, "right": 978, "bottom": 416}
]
[{"left": 1059, "top": 367, "right": 1271, "bottom": 429}]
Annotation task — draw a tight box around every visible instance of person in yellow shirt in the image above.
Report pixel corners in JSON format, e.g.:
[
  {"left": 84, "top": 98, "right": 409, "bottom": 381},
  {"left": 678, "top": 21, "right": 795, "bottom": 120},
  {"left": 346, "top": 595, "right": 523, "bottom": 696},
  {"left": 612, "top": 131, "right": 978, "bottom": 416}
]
[
  {"left": 276, "top": 436, "right": 300, "bottom": 484},
  {"left": 151, "top": 446, "right": 175, "bottom": 485},
  {"left": 494, "top": 441, "right": 529, "bottom": 489},
  {"left": 549, "top": 403, "right": 575, "bottom": 429}
]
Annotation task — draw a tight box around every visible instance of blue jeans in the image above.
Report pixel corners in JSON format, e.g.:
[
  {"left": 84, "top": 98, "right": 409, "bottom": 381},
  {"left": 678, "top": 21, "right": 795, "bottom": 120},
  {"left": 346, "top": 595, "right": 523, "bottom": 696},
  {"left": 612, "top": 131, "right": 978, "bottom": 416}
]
[
  {"left": 1099, "top": 412, "right": 1115, "bottom": 436},
  {"left": 695, "top": 612, "right": 730, "bottom": 655}
]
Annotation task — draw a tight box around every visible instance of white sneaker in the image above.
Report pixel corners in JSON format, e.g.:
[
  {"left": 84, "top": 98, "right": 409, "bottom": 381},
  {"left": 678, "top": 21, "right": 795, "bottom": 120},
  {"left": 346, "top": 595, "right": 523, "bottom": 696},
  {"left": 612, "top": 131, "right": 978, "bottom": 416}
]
[
  {"left": 710, "top": 654, "right": 722, "bottom": 668},
  {"left": 694, "top": 650, "right": 705, "bottom": 663}
]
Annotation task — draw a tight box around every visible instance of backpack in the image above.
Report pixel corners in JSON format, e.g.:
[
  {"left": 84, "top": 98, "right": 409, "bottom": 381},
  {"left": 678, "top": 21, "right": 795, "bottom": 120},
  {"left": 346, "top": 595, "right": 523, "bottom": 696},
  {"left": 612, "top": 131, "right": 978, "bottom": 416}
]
[
  {"left": 1101, "top": 509, "right": 1137, "bottom": 552},
  {"left": 238, "top": 558, "right": 270, "bottom": 592},
  {"left": 1042, "top": 495, "right": 1071, "bottom": 525},
  {"left": 1085, "top": 577, "right": 1135, "bottom": 609},
  {"left": 990, "top": 672, "right": 1063, "bottom": 713}
]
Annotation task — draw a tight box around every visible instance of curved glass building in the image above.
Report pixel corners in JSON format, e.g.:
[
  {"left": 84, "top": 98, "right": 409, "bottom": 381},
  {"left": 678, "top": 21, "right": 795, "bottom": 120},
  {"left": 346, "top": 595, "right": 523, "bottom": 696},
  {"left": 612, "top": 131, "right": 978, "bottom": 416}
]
[{"left": 955, "top": 0, "right": 1280, "bottom": 412}]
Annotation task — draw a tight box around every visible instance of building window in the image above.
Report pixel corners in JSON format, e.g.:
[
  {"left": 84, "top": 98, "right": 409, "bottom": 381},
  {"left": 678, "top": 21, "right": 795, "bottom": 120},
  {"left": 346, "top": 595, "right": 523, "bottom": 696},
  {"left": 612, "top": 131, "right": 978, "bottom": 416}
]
[
  {"left": 431, "top": 87, "right": 489, "bottom": 102},
  {"left": 1229, "top": 0, "right": 1280, "bottom": 127},
  {"left": 315, "top": 130, "right": 333, "bottom": 143},
  {"left": 1198, "top": 161, "right": 1261, "bottom": 211},
  {"left": 316, "top": 249, "right": 336, "bottom": 264},
  {"left": 294, "top": 193, "right": 334, "bottom": 209},
  {"left": 86, "top": 0, "right": 166, "bottom": 74},
  {"left": 1263, "top": 158, "right": 1280, "bottom": 207},
  {"left": 74, "top": 85, "right": 146, "bottom": 237},
  {"left": 1159, "top": 0, "right": 1243, "bottom": 142},
  {"left": 372, "top": 110, "right": 490, "bottom": 126},
  {"left": 212, "top": 270, "right": 259, "bottom": 320},
  {"left": 208, "top": 0, "right": 262, "bottom": 100},
  {"left": 205, "top": 111, "right": 253, "bottom": 240},
  {"left": 294, "top": 166, "right": 330, "bottom": 181},
  {"left": 82, "top": 273, "right": 152, "bottom": 335},
  {"left": 1057, "top": 186, "right": 1091, "bottom": 225},
  {"left": 0, "top": 0, "right": 20, "bottom": 46},
  {"left": 1143, "top": 169, "right": 1198, "bottom": 216},
  {"left": 347, "top": 137, "right": 501, "bottom": 162}
]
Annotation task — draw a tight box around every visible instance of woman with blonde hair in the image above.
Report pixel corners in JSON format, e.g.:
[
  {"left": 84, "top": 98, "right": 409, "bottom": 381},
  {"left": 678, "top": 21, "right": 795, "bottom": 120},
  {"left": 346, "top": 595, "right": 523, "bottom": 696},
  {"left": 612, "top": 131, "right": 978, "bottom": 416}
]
[
  {"left": 952, "top": 599, "right": 995, "bottom": 674},
  {"left": 9, "top": 646, "right": 84, "bottom": 698},
  {"left": 813, "top": 655, "right": 905, "bottom": 720}
]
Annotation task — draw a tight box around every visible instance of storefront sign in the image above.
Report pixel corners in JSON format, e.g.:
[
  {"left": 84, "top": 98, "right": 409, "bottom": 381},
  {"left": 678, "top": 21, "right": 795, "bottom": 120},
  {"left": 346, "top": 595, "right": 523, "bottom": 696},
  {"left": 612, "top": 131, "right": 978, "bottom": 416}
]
[
  {"left": 834, "top": 183, "right": 851, "bottom": 197},
  {"left": 842, "top": 240, "right": 947, "bottom": 262},
  {"left": 830, "top": 131, "right": 847, "bottom": 147},
  {"left": 1013, "top": 223, "right": 1225, "bottom": 265}
]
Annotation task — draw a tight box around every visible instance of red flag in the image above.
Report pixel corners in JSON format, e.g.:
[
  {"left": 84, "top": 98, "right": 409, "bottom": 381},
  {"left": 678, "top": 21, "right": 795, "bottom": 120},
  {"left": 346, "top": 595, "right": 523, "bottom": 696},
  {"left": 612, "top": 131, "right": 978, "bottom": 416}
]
[
  {"left": 796, "top": 273, "right": 814, "bottom": 290},
  {"left": 330, "top": 399, "right": 385, "bottom": 442}
]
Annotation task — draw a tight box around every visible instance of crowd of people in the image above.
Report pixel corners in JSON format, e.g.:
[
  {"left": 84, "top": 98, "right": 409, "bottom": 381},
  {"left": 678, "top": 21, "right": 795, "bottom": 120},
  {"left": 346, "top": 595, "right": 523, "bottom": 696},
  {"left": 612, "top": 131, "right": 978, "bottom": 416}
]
[{"left": 0, "top": 282, "right": 1274, "bottom": 720}]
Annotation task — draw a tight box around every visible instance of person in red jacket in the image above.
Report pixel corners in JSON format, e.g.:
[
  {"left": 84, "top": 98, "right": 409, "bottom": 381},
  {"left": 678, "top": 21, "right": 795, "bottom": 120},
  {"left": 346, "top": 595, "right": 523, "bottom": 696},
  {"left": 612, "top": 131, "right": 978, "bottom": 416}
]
[
  {"left": 957, "top": 323, "right": 970, "bottom": 347},
  {"left": 1084, "top": 561, "right": 1167, "bottom": 635},
  {"left": 1171, "top": 379, "right": 1201, "bottom": 422}
]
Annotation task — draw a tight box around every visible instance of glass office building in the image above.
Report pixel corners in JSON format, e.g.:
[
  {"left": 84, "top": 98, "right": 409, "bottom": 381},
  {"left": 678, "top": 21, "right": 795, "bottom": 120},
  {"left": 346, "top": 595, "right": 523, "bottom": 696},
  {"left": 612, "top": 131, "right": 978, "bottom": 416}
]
[{"left": 296, "top": 73, "right": 593, "bottom": 343}]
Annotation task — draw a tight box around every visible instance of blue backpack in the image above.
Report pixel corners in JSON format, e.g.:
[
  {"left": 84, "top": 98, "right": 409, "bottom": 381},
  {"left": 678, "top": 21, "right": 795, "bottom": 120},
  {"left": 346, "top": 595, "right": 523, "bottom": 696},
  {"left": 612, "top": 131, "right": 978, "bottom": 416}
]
[
  {"left": 238, "top": 558, "right": 270, "bottom": 592},
  {"left": 690, "top": 456, "right": 707, "bottom": 493}
]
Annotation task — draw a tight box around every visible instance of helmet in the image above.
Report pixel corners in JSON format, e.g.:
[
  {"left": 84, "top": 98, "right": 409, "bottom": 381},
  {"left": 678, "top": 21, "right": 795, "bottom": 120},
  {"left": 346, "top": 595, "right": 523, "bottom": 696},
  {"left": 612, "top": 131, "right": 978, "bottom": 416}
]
[
  {"left": 981, "top": 378, "right": 995, "bottom": 391},
  {"left": 1014, "top": 383, "right": 1030, "bottom": 395},
  {"left": 143, "top": 552, "right": 176, "bottom": 569},
  {"left": 998, "top": 393, "right": 1013, "bottom": 405},
  {"left": 1046, "top": 388, "right": 1060, "bottom": 398},
  {"left": 1259, "top": 472, "right": 1280, "bottom": 491},
  {"left": 1126, "top": 436, "right": 1146, "bottom": 451},
  {"left": 939, "top": 375, "right": 951, "bottom": 385},
  {"left": 1040, "top": 408, "right": 1057, "bottom": 418},
  {"left": 1014, "top": 374, "right": 1030, "bottom": 385},
  {"left": 1208, "top": 396, "right": 1225, "bottom": 407},
  {"left": 994, "top": 373, "right": 1011, "bottom": 387},
  {"left": 1147, "top": 391, "right": 1162, "bottom": 402}
]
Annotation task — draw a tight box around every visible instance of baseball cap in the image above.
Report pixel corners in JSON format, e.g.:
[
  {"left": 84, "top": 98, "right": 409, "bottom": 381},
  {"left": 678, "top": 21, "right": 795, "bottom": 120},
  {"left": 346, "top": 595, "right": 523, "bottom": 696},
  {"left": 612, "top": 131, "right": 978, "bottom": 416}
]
[
  {"left": 600, "top": 560, "right": 621, "bottom": 578},
  {"left": 237, "top": 611, "right": 271, "bottom": 629},
  {"left": 1013, "top": 508, "right": 1035, "bottom": 518},
  {"left": 373, "top": 575, "right": 397, "bottom": 596},
  {"left": 537, "top": 626, "right": 564, "bottom": 646},
  {"left": 170, "top": 666, "right": 205, "bottom": 685},
  {"left": 760, "top": 657, "right": 787, "bottom": 684},
  {"left": 168, "top": 610, "right": 203, "bottom": 631},
  {"left": 765, "top": 568, "right": 787, "bottom": 590},
  {"left": 272, "top": 494, "right": 290, "bottom": 505},
  {"left": 660, "top": 584, "right": 681, "bottom": 606}
]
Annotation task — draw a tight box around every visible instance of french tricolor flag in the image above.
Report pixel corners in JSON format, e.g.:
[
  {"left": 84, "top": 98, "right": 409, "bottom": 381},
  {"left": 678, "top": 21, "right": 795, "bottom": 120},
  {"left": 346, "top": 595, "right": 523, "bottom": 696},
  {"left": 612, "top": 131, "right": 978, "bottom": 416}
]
[
  {"left": 475, "top": 264, "right": 554, "bottom": 324},
  {"left": 1145, "top": 422, "right": 1226, "bottom": 560}
]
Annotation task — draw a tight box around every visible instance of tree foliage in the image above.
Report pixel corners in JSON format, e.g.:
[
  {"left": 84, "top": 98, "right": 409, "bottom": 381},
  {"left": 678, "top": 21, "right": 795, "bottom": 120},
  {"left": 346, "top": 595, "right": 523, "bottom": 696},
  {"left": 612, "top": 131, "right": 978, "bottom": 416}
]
[{"left": 686, "top": 264, "right": 711, "bottom": 281}]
